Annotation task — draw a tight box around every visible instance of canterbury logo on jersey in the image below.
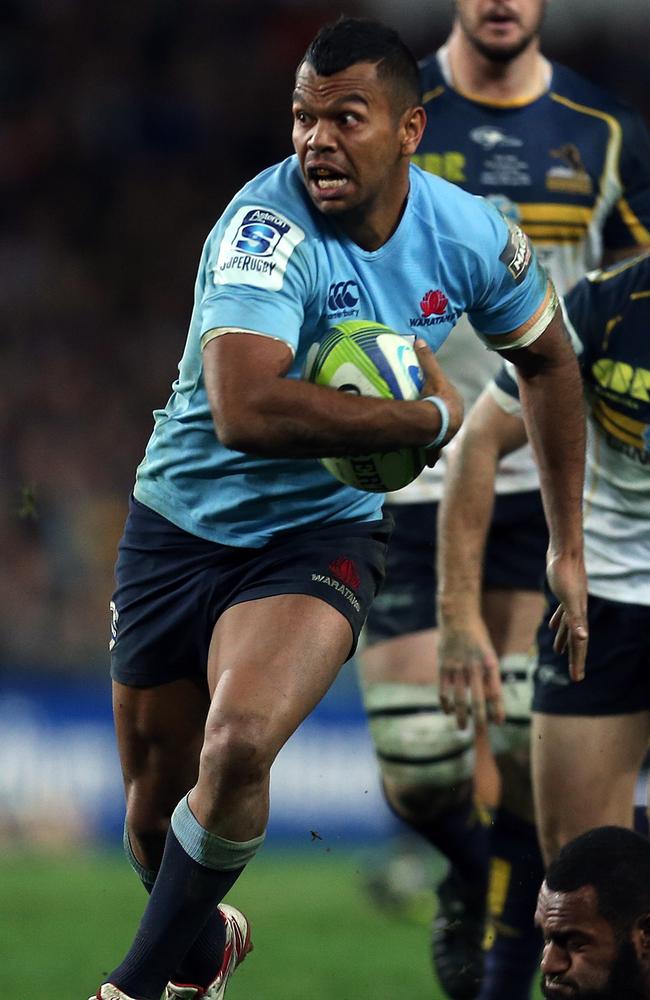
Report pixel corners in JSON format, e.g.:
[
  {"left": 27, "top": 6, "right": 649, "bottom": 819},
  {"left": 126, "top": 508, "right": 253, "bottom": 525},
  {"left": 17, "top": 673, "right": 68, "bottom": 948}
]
[{"left": 327, "top": 280, "right": 360, "bottom": 312}]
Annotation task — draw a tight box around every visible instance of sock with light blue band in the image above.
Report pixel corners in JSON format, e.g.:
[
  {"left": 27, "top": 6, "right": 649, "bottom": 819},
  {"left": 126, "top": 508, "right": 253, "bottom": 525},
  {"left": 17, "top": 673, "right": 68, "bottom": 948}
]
[
  {"left": 421, "top": 395, "right": 450, "bottom": 449},
  {"left": 171, "top": 794, "right": 266, "bottom": 870},
  {"left": 123, "top": 821, "right": 156, "bottom": 890}
]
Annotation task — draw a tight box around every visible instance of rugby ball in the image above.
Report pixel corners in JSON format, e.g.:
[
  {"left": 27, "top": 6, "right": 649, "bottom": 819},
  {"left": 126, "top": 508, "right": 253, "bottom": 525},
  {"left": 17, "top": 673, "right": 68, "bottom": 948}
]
[{"left": 303, "top": 320, "right": 427, "bottom": 492}]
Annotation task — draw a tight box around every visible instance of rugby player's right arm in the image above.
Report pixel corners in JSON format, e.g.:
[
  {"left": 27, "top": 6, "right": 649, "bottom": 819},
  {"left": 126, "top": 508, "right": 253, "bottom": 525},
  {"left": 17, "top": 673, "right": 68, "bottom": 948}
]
[
  {"left": 437, "top": 390, "right": 528, "bottom": 728},
  {"left": 202, "top": 331, "right": 463, "bottom": 458}
]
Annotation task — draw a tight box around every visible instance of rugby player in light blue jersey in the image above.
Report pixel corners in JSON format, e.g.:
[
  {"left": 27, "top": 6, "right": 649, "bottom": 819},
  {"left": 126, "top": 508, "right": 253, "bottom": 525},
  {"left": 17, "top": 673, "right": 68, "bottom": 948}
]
[{"left": 90, "top": 18, "right": 587, "bottom": 1000}]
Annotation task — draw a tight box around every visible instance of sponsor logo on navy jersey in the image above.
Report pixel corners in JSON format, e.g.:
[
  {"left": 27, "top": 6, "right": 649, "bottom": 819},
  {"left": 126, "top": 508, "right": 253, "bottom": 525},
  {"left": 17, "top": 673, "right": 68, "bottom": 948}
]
[
  {"left": 470, "top": 126, "right": 523, "bottom": 150},
  {"left": 499, "top": 221, "right": 532, "bottom": 285}
]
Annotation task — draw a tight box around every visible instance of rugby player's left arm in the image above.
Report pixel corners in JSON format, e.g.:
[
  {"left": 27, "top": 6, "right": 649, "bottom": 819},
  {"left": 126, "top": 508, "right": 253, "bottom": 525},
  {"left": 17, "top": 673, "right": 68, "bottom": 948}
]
[{"left": 490, "top": 291, "right": 588, "bottom": 681}]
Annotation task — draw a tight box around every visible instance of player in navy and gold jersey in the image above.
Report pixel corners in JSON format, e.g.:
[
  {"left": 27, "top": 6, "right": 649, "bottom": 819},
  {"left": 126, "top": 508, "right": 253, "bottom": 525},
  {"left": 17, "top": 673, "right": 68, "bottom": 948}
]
[
  {"left": 358, "top": 3, "right": 650, "bottom": 998},
  {"left": 439, "top": 247, "right": 650, "bottom": 994}
]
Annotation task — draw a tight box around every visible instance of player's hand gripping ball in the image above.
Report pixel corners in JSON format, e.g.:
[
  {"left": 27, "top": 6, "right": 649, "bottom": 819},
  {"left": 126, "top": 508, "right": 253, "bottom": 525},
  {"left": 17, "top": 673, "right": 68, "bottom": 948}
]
[{"left": 304, "top": 320, "right": 426, "bottom": 492}]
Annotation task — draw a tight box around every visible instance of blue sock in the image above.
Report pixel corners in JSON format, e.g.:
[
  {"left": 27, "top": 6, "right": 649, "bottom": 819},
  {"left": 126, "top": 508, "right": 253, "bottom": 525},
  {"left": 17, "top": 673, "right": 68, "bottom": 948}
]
[
  {"left": 634, "top": 804, "right": 649, "bottom": 837},
  {"left": 123, "top": 823, "right": 229, "bottom": 988},
  {"left": 478, "top": 809, "right": 544, "bottom": 1000},
  {"left": 405, "top": 792, "right": 491, "bottom": 897},
  {"left": 108, "top": 798, "right": 264, "bottom": 999}
]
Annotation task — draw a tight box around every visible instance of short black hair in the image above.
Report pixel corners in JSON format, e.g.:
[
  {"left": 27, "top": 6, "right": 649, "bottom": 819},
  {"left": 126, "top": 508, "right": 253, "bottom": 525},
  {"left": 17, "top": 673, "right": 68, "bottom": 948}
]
[
  {"left": 546, "top": 826, "right": 650, "bottom": 934},
  {"left": 299, "top": 16, "right": 422, "bottom": 113}
]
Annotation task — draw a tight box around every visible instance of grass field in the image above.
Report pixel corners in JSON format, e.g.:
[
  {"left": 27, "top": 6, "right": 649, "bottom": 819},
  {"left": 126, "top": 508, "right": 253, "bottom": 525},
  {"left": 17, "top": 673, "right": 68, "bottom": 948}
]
[{"left": 0, "top": 847, "right": 542, "bottom": 998}]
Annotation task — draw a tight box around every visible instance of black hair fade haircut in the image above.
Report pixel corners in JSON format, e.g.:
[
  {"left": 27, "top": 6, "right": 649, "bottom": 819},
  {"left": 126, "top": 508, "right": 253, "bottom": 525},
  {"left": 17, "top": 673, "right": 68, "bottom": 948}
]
[
  {"left": 299, "top": 16, "right": 422, "bottom": 115},
  {"left": 545, "top": 826, "right": 650, "bottom": 936}
]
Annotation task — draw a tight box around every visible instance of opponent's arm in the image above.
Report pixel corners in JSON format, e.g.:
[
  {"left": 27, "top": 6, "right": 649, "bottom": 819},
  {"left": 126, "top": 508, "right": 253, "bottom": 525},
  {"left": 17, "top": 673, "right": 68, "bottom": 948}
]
[
  {"left": 437, "top": 392, "right": 528, "bottom": 728},
  {"left": 498, "top": 305, "right": 588, "bottom": 681},
  {"left": 202, "top": 331, "right": 463, "bottom": 458}
]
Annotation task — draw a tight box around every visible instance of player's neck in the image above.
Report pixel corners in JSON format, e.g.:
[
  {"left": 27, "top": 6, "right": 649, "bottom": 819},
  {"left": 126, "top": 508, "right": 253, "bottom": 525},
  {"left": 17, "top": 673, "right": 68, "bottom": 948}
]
[{"left": 443, "top": 29, "right": 549, "bottom": 106}]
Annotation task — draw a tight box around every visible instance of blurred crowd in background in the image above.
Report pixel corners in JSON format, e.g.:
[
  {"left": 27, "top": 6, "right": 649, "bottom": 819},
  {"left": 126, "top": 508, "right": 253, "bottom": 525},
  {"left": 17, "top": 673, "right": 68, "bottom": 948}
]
[{"left": 2, "top": 0, "right": 650, "bottom": 675}]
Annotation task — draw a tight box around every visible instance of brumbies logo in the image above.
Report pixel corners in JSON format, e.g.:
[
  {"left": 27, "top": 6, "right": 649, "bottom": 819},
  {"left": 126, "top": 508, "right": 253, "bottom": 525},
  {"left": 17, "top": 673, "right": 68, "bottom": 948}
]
[{"left": 499, "top": 219, "right": 532, "bottom": 285}]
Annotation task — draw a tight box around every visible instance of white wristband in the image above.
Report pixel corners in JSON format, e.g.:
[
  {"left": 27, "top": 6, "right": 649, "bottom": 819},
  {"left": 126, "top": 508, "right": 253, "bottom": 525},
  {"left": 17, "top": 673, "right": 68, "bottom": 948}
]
[{"left": 422, "top": 395, "right": 450, "bottom": 449}]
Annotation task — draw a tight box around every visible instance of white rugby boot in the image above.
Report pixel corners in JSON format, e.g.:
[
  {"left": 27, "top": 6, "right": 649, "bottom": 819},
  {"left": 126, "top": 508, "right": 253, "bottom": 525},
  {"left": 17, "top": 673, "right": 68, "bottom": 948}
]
[
  {"left": 165, "top": 904, "right": 252, "bottom": 1000},
  {"left": 89, "top": 986, "right": 140, "bottom": 1000}
]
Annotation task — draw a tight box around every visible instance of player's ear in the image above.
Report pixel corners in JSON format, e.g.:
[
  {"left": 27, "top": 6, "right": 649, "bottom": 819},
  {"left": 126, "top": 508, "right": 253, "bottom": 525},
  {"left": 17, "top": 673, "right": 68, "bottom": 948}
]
[
  {"left": 400, "top": 105, "right": 426, "bottom": 157},
  {"left": 632, "top": 913, "right": 650, "bottom": 961}
]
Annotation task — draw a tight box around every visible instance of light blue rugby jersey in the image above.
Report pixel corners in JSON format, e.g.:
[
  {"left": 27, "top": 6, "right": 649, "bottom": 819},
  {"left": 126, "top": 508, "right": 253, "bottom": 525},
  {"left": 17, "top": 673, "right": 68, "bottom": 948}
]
[{"left": 134, "top": 155, "right": 549, "bottom": 547}]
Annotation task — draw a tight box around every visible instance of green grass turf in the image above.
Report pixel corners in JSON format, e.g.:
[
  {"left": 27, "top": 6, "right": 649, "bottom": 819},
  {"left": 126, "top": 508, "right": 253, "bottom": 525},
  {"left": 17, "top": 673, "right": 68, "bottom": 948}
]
[{"left": 0, "top": 847, "right": 542, "bottom": 998}]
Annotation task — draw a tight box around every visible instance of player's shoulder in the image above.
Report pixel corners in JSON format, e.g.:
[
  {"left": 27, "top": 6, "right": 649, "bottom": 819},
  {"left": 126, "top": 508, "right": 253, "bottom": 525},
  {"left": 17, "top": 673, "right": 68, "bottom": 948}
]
[
  {"left": 549, "top": 61, "right": 640, "bottom": 124},
  {"left": 581, "top": 250, "right": 650, "bottom": 303},
  {"left": 410, "top": 164, "right": 504, "bottom": 244},
  {"left": 418, "top": 50, "right": 446, "bottom": 99},
  {"left": 213, "top": 155, "right": 323, "bottom": 243}
]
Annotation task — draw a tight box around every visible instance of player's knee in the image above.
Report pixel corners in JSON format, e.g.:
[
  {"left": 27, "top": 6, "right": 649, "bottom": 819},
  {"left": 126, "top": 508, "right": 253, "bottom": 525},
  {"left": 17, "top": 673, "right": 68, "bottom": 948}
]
[
  {"left": 385, "top": 775, "right": 473, "bottom": 824},
  {"left": 362, "top": 681, "right": 475, "bottom": 791},
  {"left": 125, "top": 806, "right": 171, "bottom": 869},
  {"left": 201, "top": 715, "right": 274, "bottom": 790}
]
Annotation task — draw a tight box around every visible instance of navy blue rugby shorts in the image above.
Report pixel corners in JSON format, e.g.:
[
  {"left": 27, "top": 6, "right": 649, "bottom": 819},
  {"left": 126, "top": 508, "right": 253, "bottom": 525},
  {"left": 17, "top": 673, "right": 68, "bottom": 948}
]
[
  {"left": 363, "top": 490, "right": 548, "bottom": 645},
  {"left": 110, "top": 496, "right": 392, "bottom": 687},
  {"left": 533, "top": 580, "right": 650, "bottom": 716}
]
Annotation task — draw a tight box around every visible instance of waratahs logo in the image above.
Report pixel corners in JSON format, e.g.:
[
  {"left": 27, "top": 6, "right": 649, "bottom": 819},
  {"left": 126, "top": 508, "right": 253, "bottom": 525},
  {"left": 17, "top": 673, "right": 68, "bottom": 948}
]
[
  {"left": 420, "top": 289, "right": 448, "bottom": 317},
  {"left": 410, "top": 288, "right": 457, "bottom": 328}
]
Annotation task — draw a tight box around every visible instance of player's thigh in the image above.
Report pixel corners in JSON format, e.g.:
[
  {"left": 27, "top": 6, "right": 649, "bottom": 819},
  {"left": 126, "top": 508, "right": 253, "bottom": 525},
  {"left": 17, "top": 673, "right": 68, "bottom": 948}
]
[
  {"left": 359, "top": 628, "right": 439, "bottom": 685},
  {"left": 481, "top": 488, "right": 547, "bottom": 655},
  {"left": 531, "top": 590, "right": 650, "bottom": 858},
  {"left": 361, "top": 500, "right": 438, "bottom": 682},
  {"left": 205, "top": 593, "right": 353, "bottom": 757},
  {"left": 532, "top": 711, "right": 650, "bottom": 857},
  {"left": 203, "top": 515, "right": 391, "bottom": 758}
]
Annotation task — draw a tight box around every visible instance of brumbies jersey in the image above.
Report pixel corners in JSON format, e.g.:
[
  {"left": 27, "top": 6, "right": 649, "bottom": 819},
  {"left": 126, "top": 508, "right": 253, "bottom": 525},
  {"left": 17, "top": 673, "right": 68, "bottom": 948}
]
[
  {"left": 134, "top": 156, "right": 548, "bottom": 547},
  {"left": 492, "top": 252, "right": 650, "bottom": 605},
  {"left": 392, "top": 47, "right": 650, "bottom": 504}
]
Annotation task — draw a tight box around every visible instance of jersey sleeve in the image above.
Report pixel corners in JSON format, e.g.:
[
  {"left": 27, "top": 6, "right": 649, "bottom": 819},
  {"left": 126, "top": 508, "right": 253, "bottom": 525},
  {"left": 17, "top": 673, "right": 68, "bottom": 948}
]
[
  {"left": 198, "top": 203, "right": 315, "bottom": 355},
  {"left": 602, "top": 108, "right": 650, "bottom": 252},
  {"left": 465, "top": 200, "right": 553, "bottom": 347},
  {"left": 489, "top": 284, "right": 588, "bottom": 415}
]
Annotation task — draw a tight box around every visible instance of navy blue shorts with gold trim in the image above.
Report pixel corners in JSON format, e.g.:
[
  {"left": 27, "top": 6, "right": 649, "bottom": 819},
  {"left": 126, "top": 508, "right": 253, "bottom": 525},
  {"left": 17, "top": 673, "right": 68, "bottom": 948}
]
[
  {"left": 364, "top": 490, "right": 547, "bottom": 645},
  {"left": 110, "top": 495, "right": 391, "bottom": 687},
  {"left": 533, "top": 581, "right": 650, "bottom": 716}
]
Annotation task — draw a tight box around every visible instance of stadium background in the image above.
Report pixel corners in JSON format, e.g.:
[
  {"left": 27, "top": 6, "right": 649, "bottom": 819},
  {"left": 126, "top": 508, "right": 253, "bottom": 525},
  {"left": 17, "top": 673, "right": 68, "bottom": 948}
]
[{"left": 2, "top": 1, "right": 648, "bottom": 995}]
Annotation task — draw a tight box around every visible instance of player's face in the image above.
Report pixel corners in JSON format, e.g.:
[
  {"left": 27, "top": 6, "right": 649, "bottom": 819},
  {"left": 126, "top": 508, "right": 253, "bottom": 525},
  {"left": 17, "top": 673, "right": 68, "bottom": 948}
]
[
  {"left": 454, "top": 0, "right": 546, "bottom": 62},
  {"left": 292, "top": 61, "right": 419, "bottom": 229},
  {"left": 536, "top": 883, "right": 647, "bottom": 1000}
]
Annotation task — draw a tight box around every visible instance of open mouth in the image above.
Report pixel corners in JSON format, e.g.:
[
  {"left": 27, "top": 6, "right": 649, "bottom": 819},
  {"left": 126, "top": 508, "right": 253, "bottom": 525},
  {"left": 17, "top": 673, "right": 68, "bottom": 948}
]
[{"left": 307, "top": 166, "right": 349, "bottom": 192}]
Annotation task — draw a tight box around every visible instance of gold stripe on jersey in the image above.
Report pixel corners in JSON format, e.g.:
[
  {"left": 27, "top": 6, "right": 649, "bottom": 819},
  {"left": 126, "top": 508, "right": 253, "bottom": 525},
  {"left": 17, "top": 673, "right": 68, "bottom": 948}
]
[
  {"left": 422, "top": 85, "right": 445, "bottom": 105},
  {"left": 632, "top": 290, "right": 650, "bottom": 301},
  {"left": 549, "top": 93, "right": 622, "bottom": 239},
  {"left": 602, "top": 315, "right": 623, "bottom": 351},
  {"left": 616, "top": 197, "right": 650, "bottom": 245},
  {"left": 523, "top": 225, "right": 585, "bottom": 241},
  {"left": 588, "top": 250, "right": 650, "bottom": 283},
  {"left": 592, "top": 398, "right": 646, "bottom": 449},
  {"left": 519, "top": 204, "right": 594, "bottom": 225}
]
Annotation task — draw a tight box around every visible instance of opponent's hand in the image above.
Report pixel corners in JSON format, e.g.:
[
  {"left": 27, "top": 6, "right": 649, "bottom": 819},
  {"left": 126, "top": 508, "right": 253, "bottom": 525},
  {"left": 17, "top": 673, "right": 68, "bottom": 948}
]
[
  {"left": 546, "top": 553, "right": 589, "bottom": 681},
  {"left": 414, "top": 339, "right": 464, "bottom": 448},
  {"left": 437, "top": 618, "right": 504, "bottom": 729}
]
